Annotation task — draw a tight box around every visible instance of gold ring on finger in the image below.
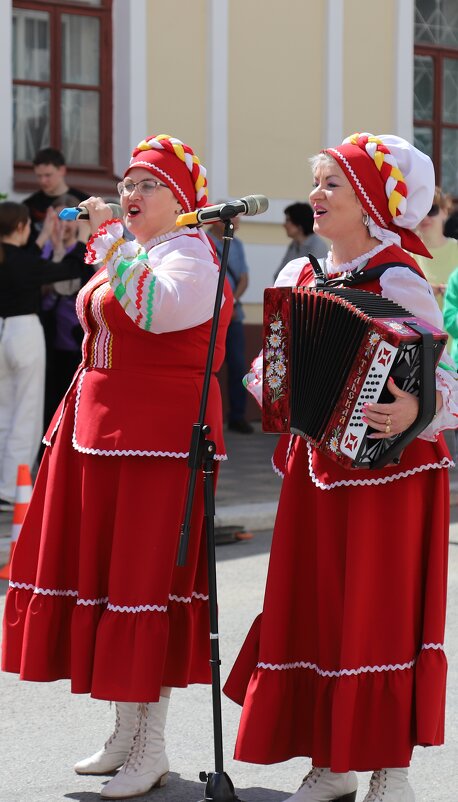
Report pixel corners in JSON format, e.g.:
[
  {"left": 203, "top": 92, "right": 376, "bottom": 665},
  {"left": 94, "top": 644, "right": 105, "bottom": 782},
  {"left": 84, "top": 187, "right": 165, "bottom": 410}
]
[{"left": 385, "top": 424, "right": 391, "bottom": 434}]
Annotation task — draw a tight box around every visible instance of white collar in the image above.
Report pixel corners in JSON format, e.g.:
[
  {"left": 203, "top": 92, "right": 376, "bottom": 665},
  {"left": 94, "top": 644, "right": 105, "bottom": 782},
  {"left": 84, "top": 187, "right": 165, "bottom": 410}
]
[
  {"left": 142, "top": 226, "right": 193, "bottom": 253},
  {"left": 324, "top": 239, "right": 390, "bottom": 276}
]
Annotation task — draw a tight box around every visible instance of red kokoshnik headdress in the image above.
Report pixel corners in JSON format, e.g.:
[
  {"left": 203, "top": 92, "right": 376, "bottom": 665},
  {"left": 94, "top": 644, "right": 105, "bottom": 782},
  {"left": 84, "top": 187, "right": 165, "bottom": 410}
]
[
  {"left": 126, "top": 134, "right": 207, "bottom": 213},
  {"left": 324, "top": 133, "right": 435, "bottom": 257}
]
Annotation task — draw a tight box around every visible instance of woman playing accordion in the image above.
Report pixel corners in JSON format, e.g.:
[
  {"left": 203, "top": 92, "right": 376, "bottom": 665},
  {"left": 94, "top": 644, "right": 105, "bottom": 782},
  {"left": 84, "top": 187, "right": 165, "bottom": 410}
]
[{"left": 224, "top": 134, "right": 458, "bottom": 802}]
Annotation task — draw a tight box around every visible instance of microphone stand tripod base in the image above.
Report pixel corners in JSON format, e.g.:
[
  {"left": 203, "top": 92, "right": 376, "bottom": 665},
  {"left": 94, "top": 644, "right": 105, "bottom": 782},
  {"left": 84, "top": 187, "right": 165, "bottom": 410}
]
[{"left": 198, "top": 771, "right": 245, "bottom": 802}]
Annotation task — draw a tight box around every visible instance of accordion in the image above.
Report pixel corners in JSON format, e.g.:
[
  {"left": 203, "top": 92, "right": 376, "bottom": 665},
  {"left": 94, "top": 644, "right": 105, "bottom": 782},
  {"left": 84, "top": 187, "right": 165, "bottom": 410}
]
[{"left": 262, "top": 286, "right": 447, "bottom": 470}]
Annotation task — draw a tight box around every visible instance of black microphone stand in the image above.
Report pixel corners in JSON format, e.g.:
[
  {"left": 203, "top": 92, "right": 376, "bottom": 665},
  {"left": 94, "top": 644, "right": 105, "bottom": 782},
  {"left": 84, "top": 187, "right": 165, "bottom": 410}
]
[{"left": 177, "top": 216, "right": 244, "bottom": 802}]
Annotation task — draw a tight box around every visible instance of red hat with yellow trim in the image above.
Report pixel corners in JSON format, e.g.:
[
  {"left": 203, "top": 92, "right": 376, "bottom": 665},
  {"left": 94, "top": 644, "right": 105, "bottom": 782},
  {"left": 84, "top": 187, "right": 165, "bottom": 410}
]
[
  {"left": 324, "top": 133, "right": 435, "bottom": 257},
  {"left": 125, "top": 134, "right": 207, "bottom": 213}
]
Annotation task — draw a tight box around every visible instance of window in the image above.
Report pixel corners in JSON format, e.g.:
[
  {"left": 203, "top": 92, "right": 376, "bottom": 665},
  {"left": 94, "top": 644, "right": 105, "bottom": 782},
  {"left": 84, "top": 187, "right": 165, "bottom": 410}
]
[
  {"left": 12, "top": 0, "right": 114, "bottom": 193},
  {"left": 414, "top": 0, "right": 458, "bottom": 196}
]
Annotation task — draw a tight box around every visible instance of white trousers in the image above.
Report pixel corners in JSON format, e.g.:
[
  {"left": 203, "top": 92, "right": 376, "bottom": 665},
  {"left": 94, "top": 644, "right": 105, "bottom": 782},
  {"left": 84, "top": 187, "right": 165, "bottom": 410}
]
[{"left": 0, "top": 315, "right": 45, "bottom": 502}]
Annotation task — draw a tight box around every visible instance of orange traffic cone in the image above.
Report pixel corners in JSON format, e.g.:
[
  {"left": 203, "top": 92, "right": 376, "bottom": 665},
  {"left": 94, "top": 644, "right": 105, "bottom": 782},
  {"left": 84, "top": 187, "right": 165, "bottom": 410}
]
[{"left": 0, "top": 464, "right": 33, "bottom": 580}]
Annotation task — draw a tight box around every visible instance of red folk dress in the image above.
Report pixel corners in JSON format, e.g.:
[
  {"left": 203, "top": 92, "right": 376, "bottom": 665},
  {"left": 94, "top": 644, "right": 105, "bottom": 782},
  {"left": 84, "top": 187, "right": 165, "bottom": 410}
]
[
  {"left": 224, "top": 243, "right": 456, "bottom": 771},
  {"left": 2, "top": 224, "right": 233, "bottom": 703}
]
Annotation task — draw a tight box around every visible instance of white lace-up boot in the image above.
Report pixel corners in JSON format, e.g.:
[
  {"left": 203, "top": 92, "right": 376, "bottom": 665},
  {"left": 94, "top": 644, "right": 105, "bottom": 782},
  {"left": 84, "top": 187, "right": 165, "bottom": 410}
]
[
  {"left": 74, "top": 702, "right": 138, "bottom": 775},
  {"left": 100, "top": 697, "right": 170, "bottom": 799},
  {"left": 362, "top": 769, "right": 415, "bottom": 802},
  {"left": 285, "top": 767, "right": 358, "bottom": 802}
]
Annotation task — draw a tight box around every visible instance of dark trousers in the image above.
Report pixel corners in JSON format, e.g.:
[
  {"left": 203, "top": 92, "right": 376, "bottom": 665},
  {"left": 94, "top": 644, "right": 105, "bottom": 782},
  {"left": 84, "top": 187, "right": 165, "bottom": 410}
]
[{"left": 225, "top": 320, "right": 248, "bottom": 422}]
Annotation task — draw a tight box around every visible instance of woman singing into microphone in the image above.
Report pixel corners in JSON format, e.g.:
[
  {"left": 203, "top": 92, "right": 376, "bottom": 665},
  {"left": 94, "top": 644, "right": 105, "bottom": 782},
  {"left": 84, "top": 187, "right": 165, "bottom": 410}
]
[{"left": 2, "top": 134, "right": 233, "bottom": 800}]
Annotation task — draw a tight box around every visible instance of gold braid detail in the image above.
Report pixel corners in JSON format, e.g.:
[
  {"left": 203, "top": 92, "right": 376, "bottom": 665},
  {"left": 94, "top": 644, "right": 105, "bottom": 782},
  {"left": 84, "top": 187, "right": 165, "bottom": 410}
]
[{"left": 102, "top": 237, "right": 126, "bottom": 265}]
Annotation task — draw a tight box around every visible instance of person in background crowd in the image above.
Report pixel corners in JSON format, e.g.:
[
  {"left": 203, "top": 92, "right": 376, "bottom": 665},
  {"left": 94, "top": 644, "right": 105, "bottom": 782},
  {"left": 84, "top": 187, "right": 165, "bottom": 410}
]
[
  {"left": 444, "top": 207, "right": 458, "bottom": 239},
  {"left": 0, "top": 201, "right": 88, "bottom": 511},
  {"left": 416, "top": 186, "right": 458, "bottom": 310},
  {"left": 40, "top": 194, "right": 95, "bottom": 431},
  {"left": 2, "top": 134, "right": 232, "bottom": 800},
  {"left": 273, "top": 201, "right": 328, "bottom": 281},
  {"left": 224, "top": 133, "right": 458, "bottom": 802},
  {"left": 442, "top": 264, "right": 458, "bottom": 368},
  {"left": 208, "top": 216, "right": 254, "bottom": 434},
  {"left": 24, "top": 147, "right": 88, "bottom": 242}
]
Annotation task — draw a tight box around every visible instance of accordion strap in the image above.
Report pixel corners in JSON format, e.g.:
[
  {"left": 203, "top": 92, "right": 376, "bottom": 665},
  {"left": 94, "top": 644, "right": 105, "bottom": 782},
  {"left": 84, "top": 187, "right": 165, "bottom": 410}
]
[{"left": 307, "top": 253, "right": 420, "bottom": 287}]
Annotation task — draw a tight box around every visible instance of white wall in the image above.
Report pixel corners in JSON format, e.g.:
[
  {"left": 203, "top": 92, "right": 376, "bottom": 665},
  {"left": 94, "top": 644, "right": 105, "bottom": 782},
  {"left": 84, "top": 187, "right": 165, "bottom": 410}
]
[{"left": 0, "top": 0, "right": 13, "bottom": 197}]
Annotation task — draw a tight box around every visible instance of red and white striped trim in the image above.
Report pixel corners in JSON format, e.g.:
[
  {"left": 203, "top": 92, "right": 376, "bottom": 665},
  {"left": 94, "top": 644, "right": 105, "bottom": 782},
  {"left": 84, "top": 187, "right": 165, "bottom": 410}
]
[{"left": 257, "top": 643, "right": 444, "bottom": 677}]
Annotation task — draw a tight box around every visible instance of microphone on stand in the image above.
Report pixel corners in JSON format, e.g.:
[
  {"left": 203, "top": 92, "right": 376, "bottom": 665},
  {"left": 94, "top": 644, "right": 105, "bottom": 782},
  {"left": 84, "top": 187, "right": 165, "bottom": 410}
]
[
  {"left": 58, "top": 203, "right": 123, "bottom": 221},
  {"left": 176, "top": 194, "right": 268, "bottom": 226}
]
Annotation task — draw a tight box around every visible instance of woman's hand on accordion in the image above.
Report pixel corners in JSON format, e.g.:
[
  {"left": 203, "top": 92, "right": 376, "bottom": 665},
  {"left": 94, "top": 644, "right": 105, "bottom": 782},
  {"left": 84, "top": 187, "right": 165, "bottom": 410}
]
[{"left": 362, "top": 377, "right": 420, "bottom": 439}]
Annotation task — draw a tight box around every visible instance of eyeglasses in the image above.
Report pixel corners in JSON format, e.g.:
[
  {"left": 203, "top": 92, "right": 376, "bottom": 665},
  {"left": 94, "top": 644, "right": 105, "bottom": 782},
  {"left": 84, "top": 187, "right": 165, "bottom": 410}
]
[
  {"left": 427, "top": 204, "right": 440, "bottom": 217},
  {"left": 117, "top": 178, "right": 168, "bottom": 197}
]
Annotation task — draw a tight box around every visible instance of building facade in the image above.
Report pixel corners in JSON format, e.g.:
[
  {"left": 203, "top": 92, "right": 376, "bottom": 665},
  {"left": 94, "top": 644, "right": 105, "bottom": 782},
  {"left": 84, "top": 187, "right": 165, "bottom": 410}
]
[{"left": 1, "top": 0, "right": 457, "bottom": 319}]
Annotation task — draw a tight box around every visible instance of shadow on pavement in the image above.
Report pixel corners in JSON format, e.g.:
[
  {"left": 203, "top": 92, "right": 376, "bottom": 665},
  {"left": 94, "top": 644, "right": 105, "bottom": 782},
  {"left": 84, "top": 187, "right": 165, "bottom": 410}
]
[
  {"left": 65, "top": 773, "right": 289, "bottom": 801},
  {"left": 215, "top": 530, "right": 273, "bottom": 562}
]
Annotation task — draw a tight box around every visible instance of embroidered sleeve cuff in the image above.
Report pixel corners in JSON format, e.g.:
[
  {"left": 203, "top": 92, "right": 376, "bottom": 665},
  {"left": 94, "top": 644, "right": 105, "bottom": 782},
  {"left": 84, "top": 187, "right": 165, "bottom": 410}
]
[
  {"left": 419, "top": 367, "right": 458, "bottom": 441},
  {"left": 84, "top": 219, "right": 137, "bottom": 265},
  {"left": 243, "top": 352, "right": 263, "bottom": 408}
]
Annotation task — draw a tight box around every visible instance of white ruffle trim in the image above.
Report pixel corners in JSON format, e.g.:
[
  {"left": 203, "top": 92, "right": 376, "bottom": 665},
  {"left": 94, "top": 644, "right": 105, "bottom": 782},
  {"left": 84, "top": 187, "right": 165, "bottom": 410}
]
[
  {"left": 9, "top": 581, "right": 209, "bottom": 609},
  {"left": 271, "top": 457, "right": 284, "bottom": 479},
  {"left": 142, "top": 226, "right": 193, "bottom": 252},
  {"left": 257, "top": 642, "right": 444, "bottom": 678},
  {"left": 306, "top": 442, "right": 452, "bottom": 489},
  {"left": 324, "top": 239, "right": 390, "bottom": 276},
  {"left": 108, "top": 602, "right": 167, "bottom": 613},
  {"left": 85, "top": 220, "right": 139, "bottom": 265},
  {"left": 71, "top": 369, "right": 227, "bottom": 460},
  {"left": 271, "top": 434, "right": 295, "bottom": 478}
]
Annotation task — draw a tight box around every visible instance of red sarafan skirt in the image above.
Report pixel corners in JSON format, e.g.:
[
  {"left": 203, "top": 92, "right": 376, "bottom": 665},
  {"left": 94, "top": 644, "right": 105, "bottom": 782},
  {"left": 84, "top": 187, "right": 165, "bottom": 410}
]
[
  {"left": 224, "top": 435, "right": 450, "bottom": 771},
  {"left": 2, "top": 387, "right": 214, "bottom": 702}
]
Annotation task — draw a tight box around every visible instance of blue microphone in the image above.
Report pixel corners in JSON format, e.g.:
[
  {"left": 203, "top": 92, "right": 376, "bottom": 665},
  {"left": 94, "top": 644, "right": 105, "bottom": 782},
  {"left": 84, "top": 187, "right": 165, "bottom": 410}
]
[{"left": 58, "top": 203, "right": 123, "bottom": 221}]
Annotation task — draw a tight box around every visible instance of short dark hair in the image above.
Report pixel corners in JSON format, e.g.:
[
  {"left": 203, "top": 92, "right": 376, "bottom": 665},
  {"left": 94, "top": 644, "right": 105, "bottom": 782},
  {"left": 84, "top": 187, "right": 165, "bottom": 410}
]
[
  {"left": 0, "top": 201, "right": 30, "bottom": 263},
  {"left": 32, "top": 148, "right": 66, "bottom": 168},
  {"left": 0, "top": 201, "right": 29, "bottom": 236},
  {"left": 284, "top": 202, "right": 314, "bottom": 236}
]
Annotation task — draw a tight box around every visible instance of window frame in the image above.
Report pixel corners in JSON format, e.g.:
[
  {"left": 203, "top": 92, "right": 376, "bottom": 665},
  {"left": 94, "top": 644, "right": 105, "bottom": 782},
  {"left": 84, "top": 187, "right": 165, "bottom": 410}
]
[
  {"left": 414, "top": 42, "right": 458, "bottom": 194},
  {"left": 12, "top": 0, "right": 115, "bottom": 195}
]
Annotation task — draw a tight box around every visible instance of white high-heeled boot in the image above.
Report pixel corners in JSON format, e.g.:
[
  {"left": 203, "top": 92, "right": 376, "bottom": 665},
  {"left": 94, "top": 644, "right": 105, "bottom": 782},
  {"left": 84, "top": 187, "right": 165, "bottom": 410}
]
[
  {"left": 74, "top": 702, "right": 138, "bottom": 775},
  {"left": 362, "top": 769, "right": 415, "bottom": 801},
  {"left": 285, "top": 767, "right": 358, "bottom": 802},
  {"left": 100, "top": 696, "right": 170, "bottom": 799}
]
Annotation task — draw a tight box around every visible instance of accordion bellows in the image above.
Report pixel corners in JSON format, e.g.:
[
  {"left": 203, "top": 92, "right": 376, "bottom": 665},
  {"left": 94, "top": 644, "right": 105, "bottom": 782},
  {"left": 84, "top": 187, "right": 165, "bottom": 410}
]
[{"left": 262, "top": 287, "right": 447, "bottom": 470}]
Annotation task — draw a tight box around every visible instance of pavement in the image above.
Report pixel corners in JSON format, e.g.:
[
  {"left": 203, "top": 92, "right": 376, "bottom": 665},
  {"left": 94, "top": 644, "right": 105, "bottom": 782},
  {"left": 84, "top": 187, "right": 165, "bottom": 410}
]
[{"left": 1, "top": 423, "right": 458, "bottom": 563}]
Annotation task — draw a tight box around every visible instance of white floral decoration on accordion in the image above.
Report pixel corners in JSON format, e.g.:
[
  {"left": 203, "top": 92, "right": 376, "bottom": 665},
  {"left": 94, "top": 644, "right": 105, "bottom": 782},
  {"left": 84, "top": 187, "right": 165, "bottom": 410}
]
[
  {"left": 328, "top": 425, "right": 343, "bottom": 454},
  {"left": 365, "top": 331, "right": 381, "bottom": 356},
  {"left": 266, "top": 313, "right": 287, "bottom": 402}
]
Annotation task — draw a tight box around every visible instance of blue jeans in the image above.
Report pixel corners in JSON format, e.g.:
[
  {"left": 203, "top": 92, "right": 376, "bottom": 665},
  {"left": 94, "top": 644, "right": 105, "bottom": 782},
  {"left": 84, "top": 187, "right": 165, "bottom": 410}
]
[{"left": 225, "top": 320, "right": 247, "bottom": 422}]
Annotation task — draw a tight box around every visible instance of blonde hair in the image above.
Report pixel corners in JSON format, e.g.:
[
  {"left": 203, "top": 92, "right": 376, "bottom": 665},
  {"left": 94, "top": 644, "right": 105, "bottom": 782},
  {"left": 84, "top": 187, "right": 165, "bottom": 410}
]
[
  {"left": 309, "top": 152, "right": 336, "bottom": 173},
  {"left": 433, "top": 186, "right": 453, "bottom": 215}
]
